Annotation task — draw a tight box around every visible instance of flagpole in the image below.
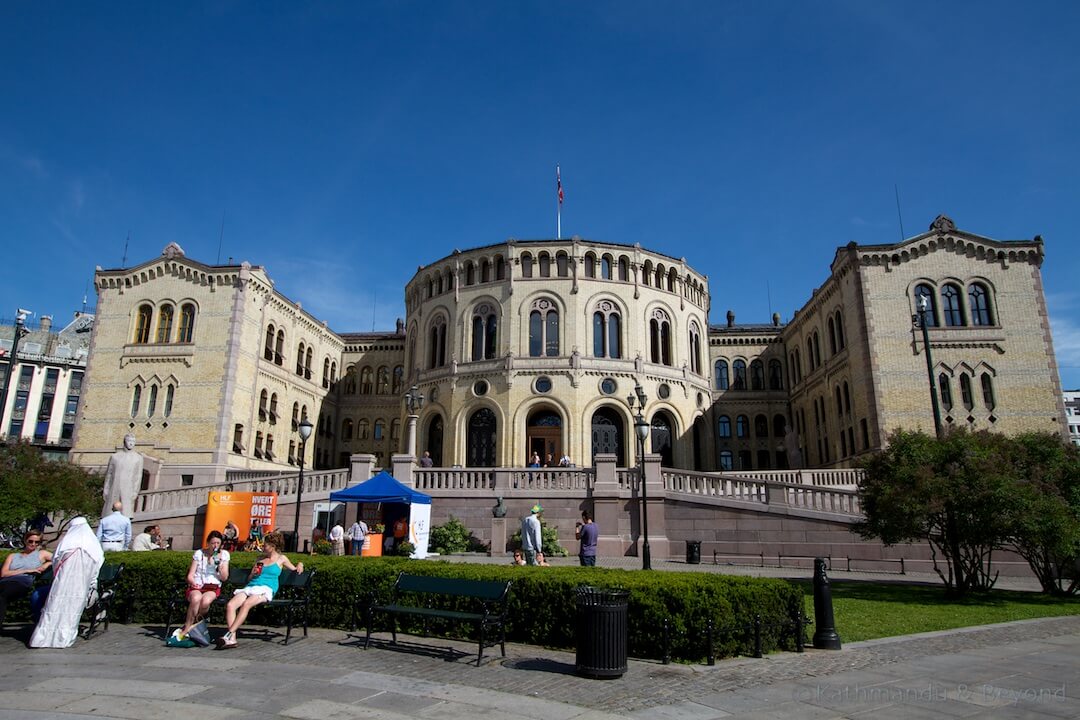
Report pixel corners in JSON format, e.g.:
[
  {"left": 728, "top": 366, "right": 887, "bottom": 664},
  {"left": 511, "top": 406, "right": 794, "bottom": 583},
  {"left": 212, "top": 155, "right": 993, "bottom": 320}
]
[{"left": 556, "top": 164, "right": 562, "bottom": 239}]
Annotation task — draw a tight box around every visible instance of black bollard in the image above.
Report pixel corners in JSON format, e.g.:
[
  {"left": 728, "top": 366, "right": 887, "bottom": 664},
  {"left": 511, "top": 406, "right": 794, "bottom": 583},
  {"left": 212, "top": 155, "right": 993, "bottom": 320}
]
[
  {"left": 706, "top": 618, "right": 715, "bottom": 666},
  {"left": 812, "top": 557, "right": 842, "bottom": 649}
]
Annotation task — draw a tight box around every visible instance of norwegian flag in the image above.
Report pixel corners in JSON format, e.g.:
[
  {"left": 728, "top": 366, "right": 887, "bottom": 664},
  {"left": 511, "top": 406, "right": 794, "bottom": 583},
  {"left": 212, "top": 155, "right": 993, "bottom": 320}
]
[{"left": 557, "top": 165, "right": 564, "bottom": 205}]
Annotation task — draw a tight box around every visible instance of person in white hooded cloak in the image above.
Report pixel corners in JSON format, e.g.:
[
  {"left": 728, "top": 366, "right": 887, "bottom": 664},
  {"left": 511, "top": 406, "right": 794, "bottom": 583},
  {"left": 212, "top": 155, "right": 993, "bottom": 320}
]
[{"left": 30, "top": 517, "right": 103, "bottom": 648}]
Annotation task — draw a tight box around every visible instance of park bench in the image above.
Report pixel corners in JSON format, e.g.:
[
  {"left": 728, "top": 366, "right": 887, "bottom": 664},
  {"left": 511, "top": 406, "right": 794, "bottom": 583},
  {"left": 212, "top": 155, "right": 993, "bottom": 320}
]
[
  {"left": 358, "top": 572, "right": 512, "bottom": 665},
  {"left": 0, "top": 561, "right": 124, "bottom": 640},
  {"left": 165, "top": 566, "right": 316, "bottom": 645}
]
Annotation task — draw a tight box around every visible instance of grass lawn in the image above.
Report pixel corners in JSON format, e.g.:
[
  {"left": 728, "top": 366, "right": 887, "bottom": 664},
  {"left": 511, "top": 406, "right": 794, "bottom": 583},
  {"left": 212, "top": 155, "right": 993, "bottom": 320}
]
[{"left": 796, "top": 581, "right": 1080, "bottom": 643}]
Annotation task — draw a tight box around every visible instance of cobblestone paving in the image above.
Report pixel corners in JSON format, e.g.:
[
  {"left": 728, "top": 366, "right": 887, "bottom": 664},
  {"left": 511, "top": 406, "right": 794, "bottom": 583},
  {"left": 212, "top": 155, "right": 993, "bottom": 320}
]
[{"left": 3, "top": 614, "right": 1078, "bottom": 715}]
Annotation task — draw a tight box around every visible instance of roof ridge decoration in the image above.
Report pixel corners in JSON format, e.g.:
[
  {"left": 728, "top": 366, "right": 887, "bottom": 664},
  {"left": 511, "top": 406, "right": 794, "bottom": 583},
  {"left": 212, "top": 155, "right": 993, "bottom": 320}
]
[
  {"left": 162, "top": 242, "right": 186, "bottom": 259},
  {"left": 929, "top": 214, "right": 957, "bottom": 233}
]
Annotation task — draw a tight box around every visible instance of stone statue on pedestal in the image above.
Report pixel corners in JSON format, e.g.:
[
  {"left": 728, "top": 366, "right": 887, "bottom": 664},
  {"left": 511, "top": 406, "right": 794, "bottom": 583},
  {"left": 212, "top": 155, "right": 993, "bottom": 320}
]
[
  {"left": 492, "top": 496, "right": 507, "bottom": 518},
  {"left": 102, "top": 433, "right": 144, "bottom": 516}
]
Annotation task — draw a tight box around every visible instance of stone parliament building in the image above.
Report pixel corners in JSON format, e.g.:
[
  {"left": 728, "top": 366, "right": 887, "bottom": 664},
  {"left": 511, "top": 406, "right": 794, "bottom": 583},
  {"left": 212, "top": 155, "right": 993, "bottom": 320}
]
[{"left": 70, "top": 214, "right": 1068, "bottom": 500}]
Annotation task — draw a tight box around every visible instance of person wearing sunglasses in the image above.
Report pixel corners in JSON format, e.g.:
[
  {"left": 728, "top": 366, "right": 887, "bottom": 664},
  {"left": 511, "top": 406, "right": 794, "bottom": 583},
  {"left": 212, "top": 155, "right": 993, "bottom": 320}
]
[{"left": 0, "top": 530, "right": 53, "bottom": 628}]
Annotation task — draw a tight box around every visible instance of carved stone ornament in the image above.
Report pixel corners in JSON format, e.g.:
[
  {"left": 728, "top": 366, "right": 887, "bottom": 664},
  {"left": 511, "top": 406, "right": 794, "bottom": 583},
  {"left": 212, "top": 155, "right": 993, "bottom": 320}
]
[
  {"left": 651, "top": 307, "right": 670, "bottom": 322},
  {"left": 929, "top": 214, "right": 956, "bottom": 233},
  {"left": 532, "top": 298, "right": 555, "bottom": 312},
  {"left": 596, "top": 300, "right": 615, "bottom": 314}
]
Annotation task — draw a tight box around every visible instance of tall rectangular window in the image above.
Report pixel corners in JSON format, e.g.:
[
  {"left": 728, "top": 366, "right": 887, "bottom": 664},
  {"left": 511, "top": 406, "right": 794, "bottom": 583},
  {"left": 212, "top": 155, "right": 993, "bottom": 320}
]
[{"left": 34, "top": 368, "right": 59, "bottom": 440}]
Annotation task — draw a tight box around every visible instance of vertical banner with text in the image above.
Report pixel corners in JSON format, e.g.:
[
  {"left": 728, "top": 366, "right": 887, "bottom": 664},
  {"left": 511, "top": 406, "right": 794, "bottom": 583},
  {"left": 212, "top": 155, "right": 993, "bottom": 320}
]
[{"left": 204, "top": 491, "right": 278, "bottom": 546}]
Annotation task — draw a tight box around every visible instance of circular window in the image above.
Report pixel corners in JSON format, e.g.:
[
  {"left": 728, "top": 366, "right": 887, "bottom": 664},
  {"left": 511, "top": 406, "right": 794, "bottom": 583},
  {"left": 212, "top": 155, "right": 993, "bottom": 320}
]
[
  {"left": 600, "top": 378, "right": 618, "bottom": 395},
  {"left": 658, "top": 383, "right": 671, "bottom": 400},
  {"left": 535, "top": 376, "right": 552, "bottom": 394},
  {"left": 473, "top": 380, "right": 488, "bottom": 396}
]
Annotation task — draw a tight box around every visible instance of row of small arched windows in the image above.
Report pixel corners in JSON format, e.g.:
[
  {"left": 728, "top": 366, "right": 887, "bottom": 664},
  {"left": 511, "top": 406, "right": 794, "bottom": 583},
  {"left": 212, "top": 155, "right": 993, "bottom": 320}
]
[
  {"left": 263, "top": 324, "right": 337, "bottom": 387},
  {"left": 340, "top": 417, "right": 402, "bottom": 441},
  {"left": 915, "top": 281, "right": 995, "bottom": 327},
  {"left": 341, "top": 366, "right": 406, "bottom": 395},
  {"left": 715, "top": 359, "right": 784, "bottom": 391},
  {"left": 133, "top": 303, "right": 196, "bottom": 344},
  {"left": 717, "top": 413, "right": 787, "bottom": 439},
  {"left": 130, "top": 382, "right": 175, "bottom": 418}
]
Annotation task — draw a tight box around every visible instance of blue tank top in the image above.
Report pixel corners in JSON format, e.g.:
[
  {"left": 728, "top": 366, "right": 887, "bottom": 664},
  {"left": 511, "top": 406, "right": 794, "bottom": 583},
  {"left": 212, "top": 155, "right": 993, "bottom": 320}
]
[{"left": 248, "top": 561, "right": 282, "bottom": 593}]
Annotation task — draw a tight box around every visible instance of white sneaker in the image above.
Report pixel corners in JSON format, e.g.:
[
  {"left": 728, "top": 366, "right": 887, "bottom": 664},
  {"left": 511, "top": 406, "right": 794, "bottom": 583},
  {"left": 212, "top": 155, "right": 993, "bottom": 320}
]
[{"left": 218, "top": 631, "right": 237, "bottom": 648}]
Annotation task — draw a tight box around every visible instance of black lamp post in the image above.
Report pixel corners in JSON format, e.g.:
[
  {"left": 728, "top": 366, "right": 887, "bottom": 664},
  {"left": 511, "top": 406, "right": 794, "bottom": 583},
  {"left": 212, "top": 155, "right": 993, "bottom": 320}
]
[
  {"left": 291, "top": 418, "right": 313, "bottom": 551},
  {"left": 912, "top": 295, "right": 944, "bottom": 438},
  {"left": 625, "top": 382, "right": 652, "bottom": 570},
  {"left": 0, "top": 309, "right": 31, "bottom": 440}
]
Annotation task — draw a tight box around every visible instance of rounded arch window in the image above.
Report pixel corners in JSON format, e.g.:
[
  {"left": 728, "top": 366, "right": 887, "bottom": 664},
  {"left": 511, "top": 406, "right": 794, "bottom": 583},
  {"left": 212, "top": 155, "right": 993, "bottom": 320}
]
[{"left": 534, "top": 376, "right": 553, "bottom": 394}]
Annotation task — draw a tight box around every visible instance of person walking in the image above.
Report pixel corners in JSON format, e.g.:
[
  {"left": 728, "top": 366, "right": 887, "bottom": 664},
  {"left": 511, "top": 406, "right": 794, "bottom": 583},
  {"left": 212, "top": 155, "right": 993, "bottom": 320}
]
[
  {"left": 520, "top": 504, "right": 543, "bottom": 566},
  {"left": 575, "top": 510, "right": 598, "bottom": 566},
  {"left": 96, "top": 501, "right": 131, "bottom": 551}
]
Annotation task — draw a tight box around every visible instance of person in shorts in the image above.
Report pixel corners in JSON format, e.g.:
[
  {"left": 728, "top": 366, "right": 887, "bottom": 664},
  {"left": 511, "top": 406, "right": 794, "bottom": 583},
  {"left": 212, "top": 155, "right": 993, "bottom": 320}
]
[
  {"left": 173, "top": 530, "right": 230, "bottom": 641},
  {"left": 217, "top": 531, "right": 303, "bottom": 648}
]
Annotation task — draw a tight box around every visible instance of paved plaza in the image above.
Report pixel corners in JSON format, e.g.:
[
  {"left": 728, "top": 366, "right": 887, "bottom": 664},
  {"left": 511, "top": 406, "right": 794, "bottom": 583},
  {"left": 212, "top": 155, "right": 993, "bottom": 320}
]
[{"left": 0, "top": 559, "right": 1076, "bottom": 719}]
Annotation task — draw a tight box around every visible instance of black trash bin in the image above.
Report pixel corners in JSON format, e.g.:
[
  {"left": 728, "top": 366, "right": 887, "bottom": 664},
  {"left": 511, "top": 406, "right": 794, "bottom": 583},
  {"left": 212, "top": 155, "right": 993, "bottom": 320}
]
[
  {"left": 575, "top": 586, "right": 629, "bottom": 679},
  {"left": 280, "top": 530, "right": 298, "bottom": 553},
  {"left": 686, "top": 540, "right": 702, "bottom": 564}
]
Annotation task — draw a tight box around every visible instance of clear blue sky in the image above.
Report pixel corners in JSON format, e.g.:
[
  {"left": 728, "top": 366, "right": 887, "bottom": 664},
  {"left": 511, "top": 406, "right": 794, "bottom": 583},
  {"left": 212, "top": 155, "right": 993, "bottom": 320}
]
[{"left": 2, "top": 1, "right": 1078, "bottom": 387}]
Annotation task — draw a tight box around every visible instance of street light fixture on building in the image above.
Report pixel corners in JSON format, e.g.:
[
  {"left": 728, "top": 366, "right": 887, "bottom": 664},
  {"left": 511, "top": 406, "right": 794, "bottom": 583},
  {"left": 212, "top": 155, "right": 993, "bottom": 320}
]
[
  {"left": 291, "top": 418, "right": 314, "bottom": 551},
  {"left": 912, "top": 295, "right": 944, "bottom": 438},
  {"left": 625, "top": 382, "right": 652, "bottom": 570},
  {"left": 0, "top": 309, "right": 32, "bottom": 440}
]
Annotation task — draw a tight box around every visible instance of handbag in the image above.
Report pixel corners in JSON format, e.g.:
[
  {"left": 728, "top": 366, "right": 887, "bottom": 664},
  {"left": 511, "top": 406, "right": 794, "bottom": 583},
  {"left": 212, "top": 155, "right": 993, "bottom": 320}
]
[
  {"left": 187, "top": 619, "right": 212, "bottom": 647},
  {"left": 166, "top": 633, "right": 197, "bottom": 648}
]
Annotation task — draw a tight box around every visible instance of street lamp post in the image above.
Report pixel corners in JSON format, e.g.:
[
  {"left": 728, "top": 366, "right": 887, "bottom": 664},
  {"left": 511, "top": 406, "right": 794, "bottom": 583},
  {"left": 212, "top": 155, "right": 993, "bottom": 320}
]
[
  {"left": 0, "top": 309, "right": 31, "bottom": 440},
  {"left": 625, "top": 382, "right": 652, "bottom": 570},
  {"left": 913, "top": 295, "right": 944, "bottom": 438},
  {"left": 291, "top": 418, "right": 313, "bottom": 552},
  {"left": 403, "top": 384, "right": 425, "bottom": 457}
]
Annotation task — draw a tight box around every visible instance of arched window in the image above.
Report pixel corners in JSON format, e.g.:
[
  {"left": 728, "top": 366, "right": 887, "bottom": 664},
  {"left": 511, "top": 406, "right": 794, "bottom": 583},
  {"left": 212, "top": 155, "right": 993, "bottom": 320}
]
[
  {"left": 807, "top": 338, "right": 815, "bottom": 371},
  {"left": 827, "top": 316, "right": 837, "bottom": 355},
  {"left": 265, "top": 433, "right": 274, "bottom": 460},
  {"left": 291, "top": 402, "right": 299, "bottom": 430},
  {"left": 429, "top": 316, "right": 447, "bottom": 368},
  {"left": 471, "top": 304, "right": 498, "bottom": 360},
  {"left": 357, "top": 419, "right": 369, "bottom": 439},
  {"left": 374, "top": 419, "right": 384, "bottom": 440},
  {"left": 750, "top": 360, "right": 764, "bottom": 390},
  {"left": 465, "top": 262, "right": 476, "bottom": 286},
  {"left": 794, "top": 349, "right": 802, "bottom": 383},
  {"left": 529, "top": 299, "right": 559, "bottom": 357},
  {"left": 495, "top": 256, "right": 506, "bottom": 280},
  {"left": 392, "top": 366, "right": 404, "bottom": 394},
  {"left": 592, "top": 301, "right": 621, "bottom": 358},
  {"left": 981, "top": 373, "right": 995, "bottom": 410},
  {"left": 960, "top": 373, "right": 974, "bottom": 411},
  {"left": 556, "top": 252, "right": 569, "bottom": 277},
  {"left": 147, "top": 385, "right": 158, "bottom": 418},
  {"left": 155, "top": 304, "right": 174, "bottom": 343},
  {"left": 649, "top": 309, "right": 672, "bottom": 365},
  {"left": 915, "top": 283, "right": 938, "bottom": 326},
  {"left": 539, "top": 253, "right": 551, "bottom": 277},
  {"left": 296, "top": 342, "right": 306, "bottom": 376},
  {"left": 264, "top": 325, "right": 276, "bottom": 361},
  {"left": 717, "top": 415, "right": 731, "bottom": 438},
  {"left": 719, "top": 450, "right": 733, "bottom": 470},
  {"left": 843, "top": 381, "right": 851, "bottom": 414},
  {"left": 344, "top": 369, "right": 357, "bottom": 395},
  {"left": 274, "top": 329, "right": 284, "bottom": 365},
  {"left": 754, "top": 414, "right": 768, "bottom": 438},
  {"left": 164, "top": 384, "right": 175, "bottom": 417},
  {"left": 584, "top": 253, "right": 596, "bottom": 278},
  {"left": 835, "top": 385, "right": 843, "bottom": 416},
  {"left": 654, "top": 264, "right": 664, "bottom": 288},
  {"left": 391, "top": 419, "right": 401, "bottom": 440},
  {"left": 942, "top": 283, "right": 965, "bottom": 326},
  {"left": 178, "top": 303, "right": 196, "bottom": 343},
  {"left": 618, "top": 257, "right": 629, "bottom": 281},
  {"left": 732, "top": 360, "right": 747, "bottom": 390},
  {"left": 360, "top": 367, "right": 373, "bottom": 394},
  {"left": 939, "top": 373, "right": 953, "bottom": 411},
  {"left": 322, "top": 358, "right": 331, "bottom": 388},
  {"left": 812, "top": 332, "right": 821, "bottom": 368},
  {"left": 715, "top": 359, "right": 729, "bottom": 390},
  {"left": 768, "top": 359, "right": 783, "bottom": 390},
  {"left": 269, "top": 393, "right": 278, "bottom": 423},
  {"left": 688, "top": 323, "right": 702, "bottom": 375},
  {"left": 834, "top": 311, "right": 845, "bottom": 350},
  {"left": 467, "top": 408, "right": 497, "bottom": 467},
  {"left": 773, "top": 414, "right": 786, "bottom": 437},
  {"left": 667, "top": 268, "right": 677, "bottom": 293},
  {"left": 134, "top": 304, "right": 152, "bottom": 344},
  {"left": 520, "top": 254, "right": 533, "bottom": 278},
  {"left": 377, "top": 366, "right": 390, "bottom": 394},
  {"left": 601, "top": 255, "right": 612, "bottom": 280},
  {"left": 736, "top": 415, "right": 749, "bottom": 438},
  {"left": 480, "top": 259, "right": 491, "bottom": 283},
  {"left": 130, "top": 384, "right": 141, "bottom": 417},
  {"left": 259, "top": 389, "right": 268, "bottom": 420},
  {"left": 969, "top": 283, "right": 994, "bottom": 326}
]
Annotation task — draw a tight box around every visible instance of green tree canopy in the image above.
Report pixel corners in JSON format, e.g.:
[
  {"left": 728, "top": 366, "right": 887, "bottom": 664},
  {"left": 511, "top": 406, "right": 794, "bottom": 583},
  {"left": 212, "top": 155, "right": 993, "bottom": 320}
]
[{"left": 0, "top": 441, "right": 104, "bottom": 538}]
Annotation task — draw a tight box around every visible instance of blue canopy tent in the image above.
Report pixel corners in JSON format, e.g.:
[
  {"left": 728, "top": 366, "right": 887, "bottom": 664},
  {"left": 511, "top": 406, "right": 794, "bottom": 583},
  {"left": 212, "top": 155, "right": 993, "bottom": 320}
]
[{"left": 329, "top": 471, "right": 432, "bottom": 557}]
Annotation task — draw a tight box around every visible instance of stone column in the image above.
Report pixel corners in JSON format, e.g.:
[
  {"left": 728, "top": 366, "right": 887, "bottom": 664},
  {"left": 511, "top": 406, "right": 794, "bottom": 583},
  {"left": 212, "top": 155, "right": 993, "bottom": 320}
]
[
  {"left": 591, "top": 453, "right": 625, "bottom": 558},
  {"left": 642, "top": 453, "right": 669, "bottom": 561},
  {"left": 349, "top": 454, "right": 377, "bottom": 485},
  {"left": 405, "top": 414, "right": 419, "bottom": 458}
]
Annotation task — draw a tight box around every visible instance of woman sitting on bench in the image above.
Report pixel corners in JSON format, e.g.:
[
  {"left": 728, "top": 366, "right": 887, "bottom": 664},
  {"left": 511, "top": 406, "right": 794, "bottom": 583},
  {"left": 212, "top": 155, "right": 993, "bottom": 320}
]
[
  {"left": 217, "top": 531, "right": 302, "bottom": 649},
  {"left": 172, "top": 530, "right": 229, "bottom": 642}
]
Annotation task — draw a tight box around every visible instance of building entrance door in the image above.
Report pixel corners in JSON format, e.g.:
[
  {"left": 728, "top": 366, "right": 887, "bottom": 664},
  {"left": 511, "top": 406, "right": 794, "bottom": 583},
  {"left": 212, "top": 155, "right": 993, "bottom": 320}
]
[{"left": 526, "top": 409, "right": 562, "bottom": 466}]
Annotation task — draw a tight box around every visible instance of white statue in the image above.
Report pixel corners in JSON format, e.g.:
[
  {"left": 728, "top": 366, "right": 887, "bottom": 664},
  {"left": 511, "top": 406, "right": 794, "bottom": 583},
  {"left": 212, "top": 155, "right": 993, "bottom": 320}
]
[{"left": 102, "top": 433, "right": 144, "bottom": 516}]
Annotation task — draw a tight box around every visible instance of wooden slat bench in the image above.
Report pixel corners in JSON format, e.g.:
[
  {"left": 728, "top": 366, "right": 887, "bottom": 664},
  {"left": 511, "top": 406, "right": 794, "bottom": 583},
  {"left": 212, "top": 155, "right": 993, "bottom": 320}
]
[
  {"left": 359, "top": 572, "right": 512, "bottom": 665},
  {"left": 165, "top": 566, "right": 316, "bottom": 645}
]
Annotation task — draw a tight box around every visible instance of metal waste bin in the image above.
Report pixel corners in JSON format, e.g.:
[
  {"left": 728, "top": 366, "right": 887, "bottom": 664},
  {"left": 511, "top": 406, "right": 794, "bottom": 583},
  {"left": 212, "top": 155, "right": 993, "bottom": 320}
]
[
  {"left": 686, "top": 540, "right": 702, "bottom": 564},
  {"left": 280, "top": 530, "right": 298, "bottom": 553},
  {"left": 575, "top": 586, "right": 629, "bottom": 678}
]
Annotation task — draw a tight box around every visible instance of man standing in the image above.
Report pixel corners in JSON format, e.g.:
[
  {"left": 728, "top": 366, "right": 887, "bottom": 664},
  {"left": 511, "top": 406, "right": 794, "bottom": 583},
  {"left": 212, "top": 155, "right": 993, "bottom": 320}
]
[
  {"left": 97, "top": 501, "right": 131, "bottom": 551},
  {"left": 575, "top": 510, "right": 598, "bottom": 566},
  {"left": 521, "top": 504, "right": 543, "bottom": 566},
  {"left": 348, "top": 518, "right": 368, "bottom": 555},
  {"left": 418, "top": 451, "right": 434, "bottom": 468}
]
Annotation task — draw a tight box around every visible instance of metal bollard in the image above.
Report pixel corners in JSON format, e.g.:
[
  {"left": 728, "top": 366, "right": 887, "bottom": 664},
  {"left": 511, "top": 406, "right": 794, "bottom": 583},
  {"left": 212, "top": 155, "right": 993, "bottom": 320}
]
[
  {"left": 661, "top": 617, "right": 671, "bottom": 665},
  {"left": 795, "top": 611, "right": 805, "bottom": 653},
  {"left": 752, "top": 615, "right": 763, "bottom": 658},
  {"left": 706, "top": 619, "right": 715, "bottom": 666},
  {"left": 812, "top": 557, "right": 842, "bottom": 650}
]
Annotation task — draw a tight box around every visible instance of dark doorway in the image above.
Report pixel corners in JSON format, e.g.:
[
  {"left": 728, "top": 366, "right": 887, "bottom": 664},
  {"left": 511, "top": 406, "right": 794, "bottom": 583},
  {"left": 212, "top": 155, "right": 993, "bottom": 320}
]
[
  {"left": 426, "top": 415, "right": 444, "bottom": 466},
  {"left": 467, "top": 408, "right": 497, "bottom": 467},
  {"left": 527, "top": 408, "right": 562, "bottom": 466},
  {"left": 590, "top": 407, "right": 625, "bottom": 466},
  {"left": 650, "top": 411, "right": 674, "bottom": 468}
]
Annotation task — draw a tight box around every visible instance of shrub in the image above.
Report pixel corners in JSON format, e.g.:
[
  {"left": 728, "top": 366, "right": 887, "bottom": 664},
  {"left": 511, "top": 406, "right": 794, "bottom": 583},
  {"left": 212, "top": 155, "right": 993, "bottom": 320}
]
[
  {"left": 393, "top": 541, "right": 415, "bottom": 557},
  {"left": 428, "top": 517, "right": 487, "bottom": 554},
  {"left": 312, "top": 539, "right": 332, "bottom": 555},
  {"left": 509, "top": 522, "right": 568, "bottom": 557}
]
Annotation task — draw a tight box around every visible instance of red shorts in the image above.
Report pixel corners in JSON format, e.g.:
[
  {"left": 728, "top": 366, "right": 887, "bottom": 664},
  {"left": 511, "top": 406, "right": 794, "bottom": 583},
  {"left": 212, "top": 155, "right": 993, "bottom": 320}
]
[{"left": 187, "top": 584, "right": 222, "bottom": 600}]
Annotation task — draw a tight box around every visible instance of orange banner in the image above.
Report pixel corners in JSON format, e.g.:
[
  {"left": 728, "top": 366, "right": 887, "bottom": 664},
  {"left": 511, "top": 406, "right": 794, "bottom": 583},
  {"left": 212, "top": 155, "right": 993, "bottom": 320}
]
[{"left": 204, "top": 491, "right": 278, "bottom": 546}]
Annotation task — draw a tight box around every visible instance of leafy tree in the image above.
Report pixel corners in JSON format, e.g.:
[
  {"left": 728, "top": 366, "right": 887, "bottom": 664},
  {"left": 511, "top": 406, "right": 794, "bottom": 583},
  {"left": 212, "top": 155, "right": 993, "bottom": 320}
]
[
  {"left": 857, "top": 429, "right": 1016, "bottom": 596},
  {"left": 0, "top": 441, "right": 105, "bottom": 538},
  {"left": 1006, "top": 432, "right": 1080, "bottom": 595}
]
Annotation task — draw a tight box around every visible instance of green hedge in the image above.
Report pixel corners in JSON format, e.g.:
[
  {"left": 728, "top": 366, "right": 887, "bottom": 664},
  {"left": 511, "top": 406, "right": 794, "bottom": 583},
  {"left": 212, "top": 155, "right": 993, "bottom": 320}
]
[{"left": 7, "top": 551, "right": 804, "bottom": 662}]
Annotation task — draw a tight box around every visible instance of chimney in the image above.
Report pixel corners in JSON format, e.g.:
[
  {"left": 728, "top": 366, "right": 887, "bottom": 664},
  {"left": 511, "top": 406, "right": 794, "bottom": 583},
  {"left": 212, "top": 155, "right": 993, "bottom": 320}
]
[
  {"left": 40, "top": 315, "right": 52, "bottom": 332},
  {"left": 726, "top": 310, "right": 735, "bottom": 328}
]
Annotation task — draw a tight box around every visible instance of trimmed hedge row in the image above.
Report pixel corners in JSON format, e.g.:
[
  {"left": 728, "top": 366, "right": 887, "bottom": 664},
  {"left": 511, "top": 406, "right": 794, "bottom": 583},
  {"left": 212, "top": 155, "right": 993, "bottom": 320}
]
[{"left": 7, "top": 551, "right": 805, "bottom": 662}]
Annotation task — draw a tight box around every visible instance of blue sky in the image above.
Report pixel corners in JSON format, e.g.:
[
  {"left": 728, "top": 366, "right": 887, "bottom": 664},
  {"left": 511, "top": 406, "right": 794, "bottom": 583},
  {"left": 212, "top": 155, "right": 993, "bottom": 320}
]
[{"left": 2, "top": 1, "right": 1079, "bottom": 387}]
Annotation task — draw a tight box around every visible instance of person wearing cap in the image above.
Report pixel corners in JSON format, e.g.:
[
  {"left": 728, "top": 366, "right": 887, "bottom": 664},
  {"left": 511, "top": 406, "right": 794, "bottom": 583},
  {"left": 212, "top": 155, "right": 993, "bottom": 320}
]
[{"left": 521, "top": 504, "right": 543, "bottom": 566}]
